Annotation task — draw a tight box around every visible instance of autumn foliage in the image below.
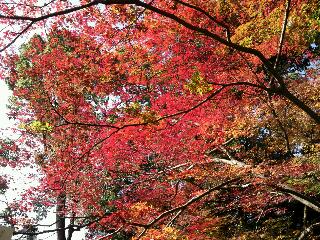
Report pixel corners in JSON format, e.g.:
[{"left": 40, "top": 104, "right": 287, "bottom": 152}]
[{"left": 0, "top": 0, "right": 319, "bottom": 239}]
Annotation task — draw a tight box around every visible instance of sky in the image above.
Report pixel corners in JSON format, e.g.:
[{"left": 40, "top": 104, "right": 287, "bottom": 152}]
[
  {"left": 0, "top": 81, "right": 85, "bottom": 240},
  {"left": 0, "top": 81, "right": 13, "bottom": 131}
]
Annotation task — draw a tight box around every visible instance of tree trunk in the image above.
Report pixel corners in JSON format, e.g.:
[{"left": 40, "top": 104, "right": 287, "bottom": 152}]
[{"left": 56, "top": 193, "right": 66, "bottom": 240}]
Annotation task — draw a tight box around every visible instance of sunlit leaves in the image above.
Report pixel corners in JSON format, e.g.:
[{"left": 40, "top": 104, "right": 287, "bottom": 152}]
[
  {"left": 21, "top": 121, "right": 53, "bottom": 133},
  {"left": 185, "top": 70, "right": 213, "bottom": 95}
]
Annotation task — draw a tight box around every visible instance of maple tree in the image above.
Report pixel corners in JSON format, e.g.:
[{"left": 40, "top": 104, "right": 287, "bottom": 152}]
[{"left": 0, "top": 0, "right": 319, "bottom": 239}]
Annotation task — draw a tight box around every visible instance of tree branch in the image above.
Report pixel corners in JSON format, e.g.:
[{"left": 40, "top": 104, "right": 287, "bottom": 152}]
[
  {"left": 0, "top": 22, "right": 33, "bottom": 52},
  {"left": 0, "top": 0, "right": 318, "bottom": 122},
  {"left": 128, "top": 177, "right": 241, "bottom": 239},
  {"left": 131, "top": 0, "right": 319, "bottom": 123},
  {"left": 165, "top": 209, "right": 183, "bottom": 228},
  {"left": 298, "top": 222, "right": 320, "bottom": 240},
  {"left": 173, "top": 0, "right": 231, "bottom": 41},
  {"left": 14, "top": 213, "right": 112, "bottom": 237},
  {"left": 274, "top": 0, "right": 291, "bottom": 69},
  {"left": 266, "top": 100, "right": 291, "bottom": 153},
  {"left": 0, "top": 0, "right": 103, "bottom": 21},
  {"left": 272, "top": 184, "right": 320, "bottom": 213},
  {"left": 279, "top": 88, "right": 320, "bottom": 124},
  {"left": 207, "top": 152, "right": 320, "bottom": 214},
  {"left": 211, "top": 157, "right": 249, "bottom": 167}
]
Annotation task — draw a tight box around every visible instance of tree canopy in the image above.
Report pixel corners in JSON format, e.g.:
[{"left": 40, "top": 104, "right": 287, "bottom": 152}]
[{"left": 0, "top": 0, "right": 319, "bottom": 239}]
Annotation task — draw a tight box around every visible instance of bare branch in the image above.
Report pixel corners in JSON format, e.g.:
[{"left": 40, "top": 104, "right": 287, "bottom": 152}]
[
  {"left": 165, "top": 209, "right": 183, "bottom": 228},
  {"left": 298, "top": 222, "right": 320, "bottom": 240},
  {"left": 211, "top": 157, "right": 248, "bottom": 167},
  {"left": 274, "top": 0, "right": 291, "bottom": 69},
  {"left": 273, "top": 184, "right": 320, "bottom": 213},
  {"left": 207, "top": 152, "right": 320, "bottom": 214},
  {"left": 0, "top": 22, "right": 33, "bottom": 52}
]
